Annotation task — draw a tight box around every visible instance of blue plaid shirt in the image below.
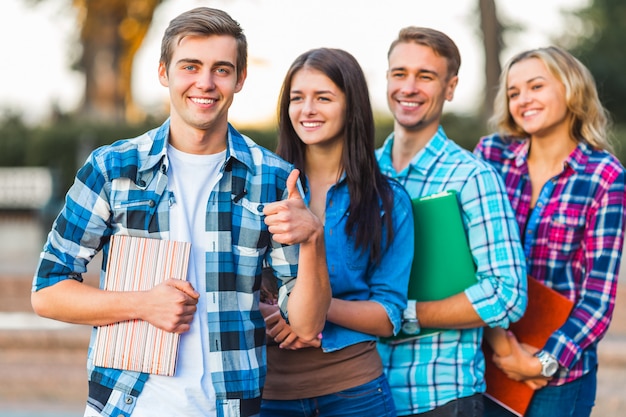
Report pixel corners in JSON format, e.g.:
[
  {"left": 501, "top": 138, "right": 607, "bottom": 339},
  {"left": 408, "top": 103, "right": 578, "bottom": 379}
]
[
  {"left": 376, "top": 127, "right": 527, "bottom": 415},
  {"left": 33, "top": 119, "right": 300, "bottom": 417}
]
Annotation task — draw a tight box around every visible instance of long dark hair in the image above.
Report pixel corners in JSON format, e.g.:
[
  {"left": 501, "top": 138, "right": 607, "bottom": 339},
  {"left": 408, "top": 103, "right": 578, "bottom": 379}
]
[{"left": 277, "top": 48, "right": 395, "bottom": 263}]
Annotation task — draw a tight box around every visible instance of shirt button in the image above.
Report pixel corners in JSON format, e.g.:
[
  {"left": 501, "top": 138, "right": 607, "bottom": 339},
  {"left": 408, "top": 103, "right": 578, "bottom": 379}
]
[
  {"left": 137, "top": 180, "right": 146, "bottom": 187},
  {"left": 125, "top": 396, "right": 134, "bottom": 404},
  {"left": 257, "top": 204, "right": 264, "bottom": 211},
  {"left": 148, "top": 200, "right": 155, "bottom": 207}
]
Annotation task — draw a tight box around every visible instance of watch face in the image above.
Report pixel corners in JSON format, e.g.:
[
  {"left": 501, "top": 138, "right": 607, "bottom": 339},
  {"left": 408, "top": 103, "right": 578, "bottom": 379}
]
[
  {"left": 402, "top": 320, "right": 420, "bottom": 335},
  {"left": 545, "top": 360, "right": 559, "bottom": 377},
  {"left": 537, "top": 351, "right": 559, "bottom": 377}
]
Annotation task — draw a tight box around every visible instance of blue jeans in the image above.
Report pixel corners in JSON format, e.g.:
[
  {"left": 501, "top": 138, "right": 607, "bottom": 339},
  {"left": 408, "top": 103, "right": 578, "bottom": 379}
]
[
  {"left": 260, "top": 374, "right": 396, "bottom": 417},
  {"left": 484, "top": 368, "right": 597, "bottom": 417}
]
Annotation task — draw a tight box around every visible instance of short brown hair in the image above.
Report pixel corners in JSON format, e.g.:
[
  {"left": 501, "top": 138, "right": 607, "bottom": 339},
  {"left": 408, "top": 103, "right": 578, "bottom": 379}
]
[
  {"left": 388, "top": 26, "right": 461, "bottom": 79},
  {"left": 160, "top": 7, "right": 247, "bottom": 82}
]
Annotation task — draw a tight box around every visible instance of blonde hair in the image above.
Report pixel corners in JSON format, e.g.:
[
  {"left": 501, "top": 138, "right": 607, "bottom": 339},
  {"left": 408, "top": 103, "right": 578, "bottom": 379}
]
[{"left": 490, "top": 46, "right": 613, "bottom": 152}]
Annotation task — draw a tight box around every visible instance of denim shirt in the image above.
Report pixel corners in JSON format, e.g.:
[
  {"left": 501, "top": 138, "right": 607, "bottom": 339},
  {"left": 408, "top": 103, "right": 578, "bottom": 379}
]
[{"left": 306, "top": 174, "right": 414, "bottom": 352}]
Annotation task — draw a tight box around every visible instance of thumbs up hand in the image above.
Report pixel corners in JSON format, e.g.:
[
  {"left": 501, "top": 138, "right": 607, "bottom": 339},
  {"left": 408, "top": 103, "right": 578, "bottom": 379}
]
[
  {"left": 263, "top": 169, "right": 323, "bottom": 245},
  {"left": 284, "top": 168, "right": 304, "bottom": 201}
]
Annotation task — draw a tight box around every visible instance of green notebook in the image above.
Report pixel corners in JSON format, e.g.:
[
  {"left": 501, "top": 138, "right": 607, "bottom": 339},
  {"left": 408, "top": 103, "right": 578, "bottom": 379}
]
[{"left": 383, "top": 190, "right": 477, "bottom": 344}]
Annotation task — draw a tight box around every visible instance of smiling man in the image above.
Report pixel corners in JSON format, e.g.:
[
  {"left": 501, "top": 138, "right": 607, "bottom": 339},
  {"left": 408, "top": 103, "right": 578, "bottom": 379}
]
[
  {"left": 31, "top": 7, "right": 331, "bottom": 417},
  {"left": 375, "top": 27, "right": 528, "bottom": 417}
]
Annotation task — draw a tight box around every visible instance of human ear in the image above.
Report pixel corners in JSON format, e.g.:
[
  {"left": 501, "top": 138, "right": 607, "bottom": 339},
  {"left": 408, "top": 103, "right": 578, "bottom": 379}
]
[
  {"left": 158, "top": 62, "right": 169, "bottom": 87},
  {"left": 445, "top": 75, "right": 459, "bottom": 102},
  {"left": 235, "top": 67, "right": 247, "bottom": 93}
]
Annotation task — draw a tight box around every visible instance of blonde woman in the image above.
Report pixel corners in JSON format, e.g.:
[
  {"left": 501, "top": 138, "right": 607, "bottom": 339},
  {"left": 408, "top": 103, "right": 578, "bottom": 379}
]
[{"left": 475, "top": 46, "right": 626, "bottom": 417}]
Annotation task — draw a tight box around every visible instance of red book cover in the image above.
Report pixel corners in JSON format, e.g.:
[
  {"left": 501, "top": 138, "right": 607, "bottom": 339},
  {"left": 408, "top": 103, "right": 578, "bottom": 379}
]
[{"left": 483, "top": 276, "right": 574, "bottom": 416}]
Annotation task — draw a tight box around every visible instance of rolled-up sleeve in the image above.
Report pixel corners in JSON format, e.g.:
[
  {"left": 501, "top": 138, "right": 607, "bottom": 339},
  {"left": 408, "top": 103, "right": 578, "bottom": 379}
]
[{"left": 461, "top": 167, "right": 528, "bottom": 328}]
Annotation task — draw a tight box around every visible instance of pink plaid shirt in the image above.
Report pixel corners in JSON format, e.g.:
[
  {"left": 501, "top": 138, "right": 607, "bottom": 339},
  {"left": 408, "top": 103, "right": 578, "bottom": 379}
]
[{"left": 475, "top": 133, "right": 626, "bottom": 384}]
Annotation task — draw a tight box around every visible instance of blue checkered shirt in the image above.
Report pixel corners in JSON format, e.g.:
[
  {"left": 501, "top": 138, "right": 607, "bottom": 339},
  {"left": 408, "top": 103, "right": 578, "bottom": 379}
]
[
  {"left": 33, "top": 119, "right": 299, "bottom": 417},
  {"left": 376, "top": 127, "right": 527, "bottom": 415}
]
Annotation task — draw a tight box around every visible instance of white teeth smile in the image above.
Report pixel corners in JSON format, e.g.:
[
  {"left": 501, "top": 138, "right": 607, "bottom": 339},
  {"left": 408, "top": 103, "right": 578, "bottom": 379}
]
[
  {"left": 191, "top": 98, "right": 215, "bottom": 104},
  {"left": 400, "top": 101, "right": 419, "bottom": 107},
  {"left": 523, "top": 109, "right": 538, "bottom": 117},
  {"left": 302, "top": 122, "right": 322, "bottom": 128}
]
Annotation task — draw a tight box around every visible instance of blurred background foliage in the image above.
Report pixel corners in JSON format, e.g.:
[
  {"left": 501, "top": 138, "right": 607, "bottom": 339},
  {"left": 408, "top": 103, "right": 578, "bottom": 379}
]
[
  {"left": 0, "top": 109, "right": 512, "bottom": 200},
  {"left": 2, "top": 0, "right": 626, "bottom": 206}
]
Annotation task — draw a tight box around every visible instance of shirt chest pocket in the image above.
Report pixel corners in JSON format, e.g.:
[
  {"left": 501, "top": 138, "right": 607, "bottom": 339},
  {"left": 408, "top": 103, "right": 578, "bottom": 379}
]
[
  {"left": 232, "top": 196, "right": 270, "bottom": 250},
  {"left": 547, "top": 208, "right": 586, "bottom": 257},
  {"left": 230, "top": 197, "right": 270, "bottom": 290},
  {"left": 110, "top": 178, "right": 160, "bottom": 232},
  {"left": 345, "top": 232, "right": 370, "bottom": 272}
]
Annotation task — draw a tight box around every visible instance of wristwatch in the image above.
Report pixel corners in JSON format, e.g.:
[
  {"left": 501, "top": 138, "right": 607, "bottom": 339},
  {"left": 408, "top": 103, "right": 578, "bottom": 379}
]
[
  {"left": 401, "top": 300, "right": 421, "bottom": 335},
  {"left": 535, "top": 350, "right": 559, "bottom": 377}
]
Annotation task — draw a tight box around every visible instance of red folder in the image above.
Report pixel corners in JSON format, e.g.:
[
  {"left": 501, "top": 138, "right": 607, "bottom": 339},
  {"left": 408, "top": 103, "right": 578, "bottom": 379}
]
[{"left": 483, "top": 276, "right": 574, "bottom": 416}]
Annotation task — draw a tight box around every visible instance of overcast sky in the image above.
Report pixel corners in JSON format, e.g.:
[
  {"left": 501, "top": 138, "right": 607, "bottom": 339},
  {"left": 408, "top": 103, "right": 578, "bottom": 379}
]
[{"left": 1, "top": 0, "right": 586, "bottom": 126}]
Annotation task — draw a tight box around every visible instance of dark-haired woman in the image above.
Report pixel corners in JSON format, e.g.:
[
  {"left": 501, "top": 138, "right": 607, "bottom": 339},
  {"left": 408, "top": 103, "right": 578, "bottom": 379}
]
[{"left": 259, "top": 48, "right": 414, "bottom": 417}]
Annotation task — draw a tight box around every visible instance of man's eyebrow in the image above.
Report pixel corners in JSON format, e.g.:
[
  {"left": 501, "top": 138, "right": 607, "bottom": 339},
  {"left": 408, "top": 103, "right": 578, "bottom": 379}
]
[
  {"left": 213, "top": 60, "right": 236, "bottom": 69},
  {"left": 175, "top": 58, "right": 202, "bottom": 66},
  {"left": 174, "top": 59, "right": 236, "bottom": 70},
  {"left": 388, "top": 67, "right": 439, "bottom": 77}
]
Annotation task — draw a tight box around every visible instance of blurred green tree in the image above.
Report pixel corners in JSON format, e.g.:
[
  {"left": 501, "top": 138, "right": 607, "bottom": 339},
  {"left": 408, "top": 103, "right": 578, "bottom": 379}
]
[{"left": 559, "top": 0, "right": 626, "bottom": 125}]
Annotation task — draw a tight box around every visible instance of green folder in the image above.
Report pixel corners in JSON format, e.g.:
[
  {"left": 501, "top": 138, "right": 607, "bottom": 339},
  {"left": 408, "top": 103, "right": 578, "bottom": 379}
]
[{"left": 383, "top": 190, "right": 477, "bottom": 344}]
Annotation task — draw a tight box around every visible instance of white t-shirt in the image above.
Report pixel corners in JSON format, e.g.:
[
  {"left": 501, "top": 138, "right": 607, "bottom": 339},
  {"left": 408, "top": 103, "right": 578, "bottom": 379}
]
[{"left": 130, "top": 144, "right": 225, "bottom": 417}]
